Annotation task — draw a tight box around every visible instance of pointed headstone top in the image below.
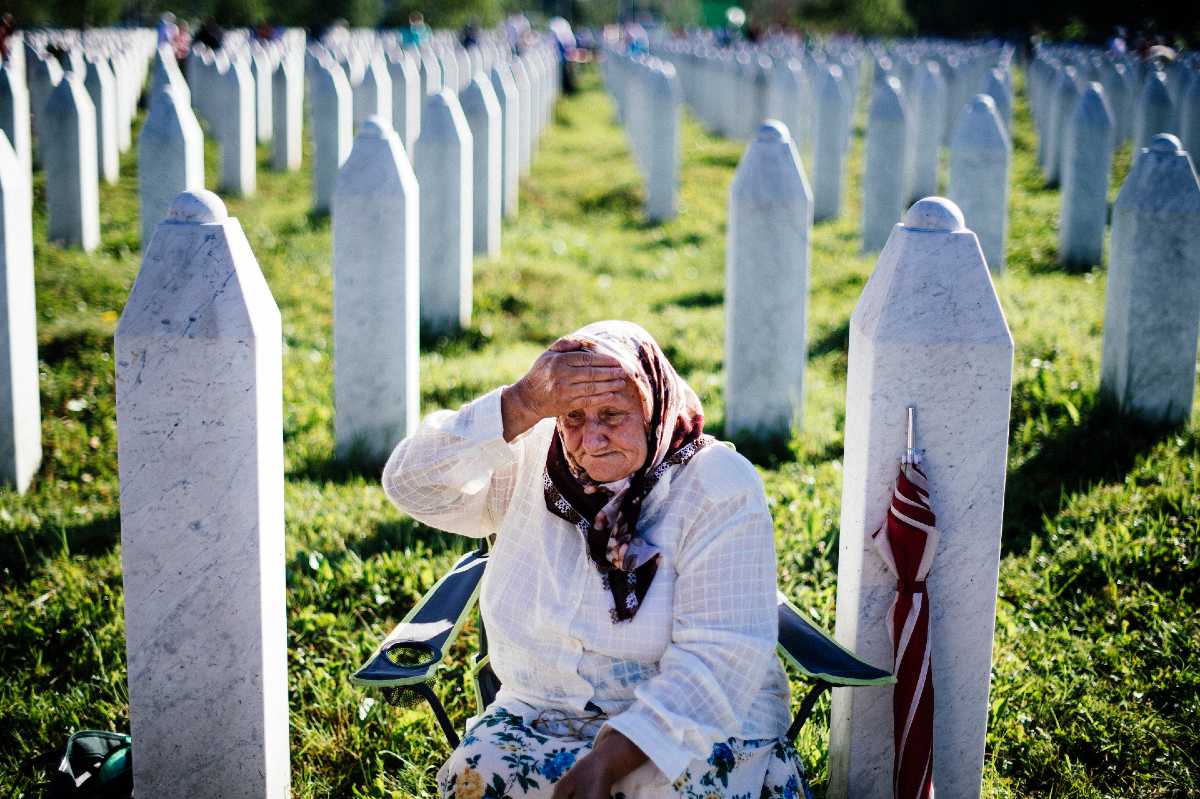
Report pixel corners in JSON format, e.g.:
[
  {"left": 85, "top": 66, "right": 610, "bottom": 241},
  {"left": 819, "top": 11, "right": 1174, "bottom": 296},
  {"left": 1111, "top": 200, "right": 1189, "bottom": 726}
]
[
  {"left": 358, "top": 115, "right": 388, "bottom": 138},
  {"left": 755, "top": 119, "right": 790, "bottom": 144},
  {"left": 903, "top": 196, "right": 965, "bottom": 231},
  {"left": 1148, "top": 132, "right": 1182, "bottom": 154},
  {"left": 168, "top": 190, "right": 227, "bottom": 224}
]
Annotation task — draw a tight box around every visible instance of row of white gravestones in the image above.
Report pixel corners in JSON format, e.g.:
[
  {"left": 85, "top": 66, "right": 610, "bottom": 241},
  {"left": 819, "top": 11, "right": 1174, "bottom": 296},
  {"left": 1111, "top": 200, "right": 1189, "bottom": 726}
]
[
  {"left": 947, "top": 94, "right": 1010, "bottom": 272},
  {"left": 1058, "top": 83, "right": 1114, "bottom": 267},
  {"left": 43, "top": 73, "right": 100, "bottom": 251},
  {"left": 138, "top": 86, "right": 204, "bottom": 249},
  {"left": 603, "top": 53, "right": 681, "bottom": 223}
]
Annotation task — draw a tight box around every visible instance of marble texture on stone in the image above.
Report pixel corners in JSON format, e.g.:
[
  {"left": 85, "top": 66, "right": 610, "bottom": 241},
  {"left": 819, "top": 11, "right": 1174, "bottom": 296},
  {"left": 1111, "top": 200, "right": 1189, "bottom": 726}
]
[
  {"left": 0, "top": 65, "right": 32, "bottom": 186},
  {"left": 310, "top": 59, "right": 352, "bottom": 213},
  {"left": 415, "top": 89, "right": 472, "bottom": 334},
  {"left": 84, "top": 58, "right": 119, "bottom": 185},
  {"left": 215, "top": 59, "right": 255, "bottom": 197},
  {"left": 862, "top": 77, "right": 910, "bottom": 252},
  {"left": 948, "top": 94, "right": 1011, "bottom": 272},
  {"left": 829, "top": 197, "right": 1013, "bottom": 799},
  {"left": 387, "top": 50, "right": 421, "bottom": 154},
  {"left": 271, "top": 57, "right": 302, "bottom": 172},
  {"left": 724, "top": 121, "right": 813, "bottom": 441},
  {"left": 1059, "top": 83, "right": 1114, "bottom": 267},
  {"left": 912, "top": 61, "right": 946, "bottom": 200},
  {"left": 332, "top": 117, "right": 419, "bottom": 462},
  {"left": 43, "top": 73, "right": 99, "bottom": 251},
  {"left": 1100, "top": 134, "right": 1200, "bottom": 425},
  {"left": 460, "top": 75, "right": 501, "bottom": 257},
  {"left": 139, "top": 86, "right": 204, "bottom": 250},
  {"left": 116, "top": 189, "right": 289, "bottom": 799},
  {"left": 813, "top": 64, "right": 850, "bottom": 221},
  {"left": 1133, "top": 70, "right": 1176, "bottom": 151},
  {"left": 489, "top": 64, "right": 520, "bottom": 219},
  {"left": 0, "top": 131, "right": 40, "bottom": 492}
]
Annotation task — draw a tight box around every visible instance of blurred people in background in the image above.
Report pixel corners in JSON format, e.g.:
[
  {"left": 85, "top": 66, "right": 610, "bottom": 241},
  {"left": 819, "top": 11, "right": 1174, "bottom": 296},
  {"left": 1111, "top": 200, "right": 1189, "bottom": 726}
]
[
  {"left": 195, "top": 17, "right": 224, "bottom": 51},
  {"left": 402, "top": 12, "right": 430, "bottom": 47},
  {"left": 0, "top": 13, "right": 15, "bottom": 60},
  {"left": 549, "top": 16, "right": 579, "bottom": 94},
  {"left": 156, "top": 12, "right": 178, "bottom": 47},
  {"left": 172, "top": 20, "right": 191, "bottom": 72},
  {"left": 459, "top": 18, "right": 480, "bottom": 49}
]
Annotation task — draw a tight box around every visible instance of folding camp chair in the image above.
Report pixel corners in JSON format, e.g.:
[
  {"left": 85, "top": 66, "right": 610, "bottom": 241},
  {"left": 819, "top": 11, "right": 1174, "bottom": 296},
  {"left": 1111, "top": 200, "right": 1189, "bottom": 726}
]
[{"left": 351, "top": 541, "right": 894, "bottom": 749}]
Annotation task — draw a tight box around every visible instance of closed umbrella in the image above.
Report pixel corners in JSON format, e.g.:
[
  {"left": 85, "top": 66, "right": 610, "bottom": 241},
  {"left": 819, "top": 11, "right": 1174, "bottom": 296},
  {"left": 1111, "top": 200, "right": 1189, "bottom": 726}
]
[{"left": 872, "top": 407, "right": 938, "bottom": 799}]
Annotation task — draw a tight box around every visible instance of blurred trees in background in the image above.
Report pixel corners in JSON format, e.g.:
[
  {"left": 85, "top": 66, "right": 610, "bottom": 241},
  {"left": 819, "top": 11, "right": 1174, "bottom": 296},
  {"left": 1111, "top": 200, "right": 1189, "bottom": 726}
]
[{"left": 1, "top": 0, "right": 1194, "bottom": 46}]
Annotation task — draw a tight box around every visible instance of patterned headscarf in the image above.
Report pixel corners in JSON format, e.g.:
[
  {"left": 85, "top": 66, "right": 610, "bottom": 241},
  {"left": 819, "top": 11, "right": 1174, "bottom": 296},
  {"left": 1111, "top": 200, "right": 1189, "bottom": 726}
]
[{"left": 543, "top": 321, "right": 714, "bottom": 622}]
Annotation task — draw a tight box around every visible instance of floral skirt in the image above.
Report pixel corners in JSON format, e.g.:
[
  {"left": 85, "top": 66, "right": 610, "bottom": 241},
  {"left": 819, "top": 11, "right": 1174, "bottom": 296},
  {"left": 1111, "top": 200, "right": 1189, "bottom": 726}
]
[{"left": 437, "top": 702, "right": 814, "bottom": 799}]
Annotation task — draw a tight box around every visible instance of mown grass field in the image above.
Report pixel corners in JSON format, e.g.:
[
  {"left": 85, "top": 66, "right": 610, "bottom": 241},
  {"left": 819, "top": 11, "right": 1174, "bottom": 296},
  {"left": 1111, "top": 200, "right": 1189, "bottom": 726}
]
[{"left": 2, "top": 64, "right": 1198, "bottom": 798}]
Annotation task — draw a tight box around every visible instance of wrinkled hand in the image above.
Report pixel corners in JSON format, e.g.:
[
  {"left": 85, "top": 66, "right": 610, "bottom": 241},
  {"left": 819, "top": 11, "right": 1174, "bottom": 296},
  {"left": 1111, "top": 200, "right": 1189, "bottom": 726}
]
[
  {"left": 550, "top": 728, "right": 649, "bottom": 799},
  {"left": 502, "top": 337, "right": 627, "bottom": 441}
]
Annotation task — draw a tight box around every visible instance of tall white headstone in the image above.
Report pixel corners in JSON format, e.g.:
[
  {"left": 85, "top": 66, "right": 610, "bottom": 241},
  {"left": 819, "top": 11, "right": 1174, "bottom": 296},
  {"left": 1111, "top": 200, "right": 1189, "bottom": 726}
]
[
  {"left": 0, "top": 131, "right": 40, "bottom": 493},
  {"left": 1044, "top": 66, "right": 1080, "bottom": 187},
  {"left": 460, "top": 75, "right": 502, "bottom": 257},
  {"left": 311, "top": 60, "right": 352, "bottom": 213},
  {"left": 332, "top": 117, "right": 420, "bottom": 462},
  {"left": 28, "top": 53, "right": 62, "bottom": 168},
  {"left": 862, "top": 77, "right": 910, "bottom": 252},
  {"left": 1059, "top": 83, "right": 1114, "bottom": 267},
  {"left": 1180, "top": 74, "right": 1200, "bottom": 158},
  {"left": 911, "top": 62, "right": 946, "bottom": 199},
  {"left": 1133, "top": 70, "right": 1175, "bottom": 151},
  {"left": 216, "top": 59, "right": 256, "bottom": 197},
  {"left": 352, "top": 55, "right": 392, "bottom": 134},
  {"left": 0, "top": 65, "right": 32, "bottom": 186},
  {"left": 116, "top": 190, "right": 290, "bottom": 799},
  {"left": 643, "top": 64, "right": 681, "bottom": 223},
  {"left": 415, "top": 90, "right": 472, "bottom": 334},
  {"left": 724, "top": 121, "right": 813, "bottom": 441},
  {"left": 251, "top": 49, "right": 274, "bottom": 144},
  {"left": 947, "top": 94, "right": 1011, "bottom": 272},
  {"left": 813, "top": 64, "right": 850, "bottom": 221},
  {"left": 1100, "top": 134, "right": 1200, "bottom": 425},
  {"left": 983, "top": 67, "right": 1012, "bottom": 134},
  {"left": 490, "top": 63, "right": 520, "bottom": 219},
  {"left": 271, "top": 57, "right": 302, "bottom": 172},
  {"left": 139, "top": 87, "right": 205, "bottom": 249},
  {"left": 509, "top": 58, "right": 533, "bottom": 176},
  {"left": 43, "top": 74, "right": 100, "bottom": 251},
  {"left": 84, "top": 58, "right": 119, "bottom": 185},
  {"left": 387, "top": 49, "right": 421, "bottom": 154},
  {"left": 829, "top": 197, "right": 1013, "bottom": 799}
]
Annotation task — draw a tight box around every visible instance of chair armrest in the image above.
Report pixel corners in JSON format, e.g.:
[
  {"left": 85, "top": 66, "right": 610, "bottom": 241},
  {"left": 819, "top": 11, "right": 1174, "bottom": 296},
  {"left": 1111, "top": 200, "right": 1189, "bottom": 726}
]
[
  {"left": 351, "top": 548, "right": 489, "bottom": 688},
  {"left": 776, "top": 591, "right": 895, "bottom": 686}
]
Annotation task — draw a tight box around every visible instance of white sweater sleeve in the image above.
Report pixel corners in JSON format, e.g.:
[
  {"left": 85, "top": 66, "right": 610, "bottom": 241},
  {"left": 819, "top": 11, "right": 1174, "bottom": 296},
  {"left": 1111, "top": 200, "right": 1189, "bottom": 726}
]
[
  {"left": 381, "top": 387, "right": 535, "bottom": 538},
  {"left": 600, "top": 472, "right": 780, "bottom": 783}
]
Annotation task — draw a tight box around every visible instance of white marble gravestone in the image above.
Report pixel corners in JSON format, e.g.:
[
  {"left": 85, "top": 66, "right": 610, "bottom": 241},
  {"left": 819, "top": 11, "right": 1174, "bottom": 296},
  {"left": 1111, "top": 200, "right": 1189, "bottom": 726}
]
[
  {"left": 948, "top": 94, "right": 1011, "bottom": 272},
  {"left": 490, "top": 63, "right": 520, "bottom": 219},
  {"left": 1133, "top": 70, "right": 1175, "bottom": 151},
  {"left": 724, "top": 121, "right": 813, "bottom": 441},
  {"left": 419, "top": 49, "right": 442, "bottom": 96},
  {"left": 862, "top": 77, "right": 910, "bottom": 252},
  {"left": 912, "top": 62, "right": 946, "bottom": 199},
  {"left": 251, "top": 48, "right": 274, "bottom": 144},
  {"left": 1180, "top": 75, "right": 1200, "bottom": 158},
  {"left": 139, "top": 86, "right": 204, "bottom": 249},
  {"left": 1100, "top": 134, "right": 1200, "bottom": 426},
  {"left": 150, "top": 44, "right": 190, "bottom": 108},
  {"left": 28, "top": 53, "right": 62, "bottom": 168},
  {"left": 271, "top": 57, "right": 302, "bottom": 172},
  {"left": 509, "top": 57, "right": 534, "bottom": 176},
  {"left": 43, "top": 74, "right": 100, "bottom": 252},
  {"left": 387, "top": 49, "right": 421, "bottom": 154},
  {"left": 0, "top": 65, "right": 31, "bottom": 186},
  {"left": 415, "top": 90, "right": 472, "bottom": 334},
  {"left": 84, "top": 58, "right": 119, "bottom": 185},
  {"left": 813, "top": 64, "right": 849, "bottom": 221},
  {"left": 116, "top": 190, "right": 289, "bottom": 799},
  {"left": 216, "top": 59, "right": 256, "bottom": 197},
  {"left": 311, "top": 60, "right": 352, "bottom": 213},
  {"left": 1044, "top": 66, "right": 1080, "bottom": 187},
  {"left": 352, "top": 55, "right": 392, "bottom": 134},
  {"left": 460, "top": 75, "right": 501, "bottom": 257},
  {"left": 332, "top": 117, "right": 420, "bottom": 462},
  {"left": 0, "top": 131, "right": 40, "bottom": 492},
  {"left": 643, "top": 63, "right": 681, "bottom": 223},
  {"left": 829, "top": 196, "right": 1013, "bottom": 799},
  {"left": 767, "top": 58, "right": 810, "bottom": 161},
  {"left": 984, "top": 67, "right": 1012, "bottom": 134},
  {"left": 1059, "top": 83, "right": 1114, "bottom": 267}
]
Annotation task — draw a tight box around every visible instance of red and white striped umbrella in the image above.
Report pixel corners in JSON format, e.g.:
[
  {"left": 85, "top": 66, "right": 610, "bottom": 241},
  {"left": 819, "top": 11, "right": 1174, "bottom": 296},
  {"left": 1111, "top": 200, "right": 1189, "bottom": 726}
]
[{"left": 872, "top": 408, "right": 939, "bottom": 799}]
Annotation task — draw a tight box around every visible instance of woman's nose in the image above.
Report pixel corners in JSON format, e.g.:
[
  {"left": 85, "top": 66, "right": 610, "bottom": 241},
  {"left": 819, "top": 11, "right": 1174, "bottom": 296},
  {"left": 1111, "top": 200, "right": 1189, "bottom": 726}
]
[{"left": 582, "top": 422, "right": 608, "bottom": 450}]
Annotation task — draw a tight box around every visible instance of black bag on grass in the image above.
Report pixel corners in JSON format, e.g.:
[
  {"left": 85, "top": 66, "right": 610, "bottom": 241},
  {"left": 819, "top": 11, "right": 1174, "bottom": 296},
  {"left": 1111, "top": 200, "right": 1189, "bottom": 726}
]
[{"left": 48, "top": 730, "right": 132, "bottom": 798}]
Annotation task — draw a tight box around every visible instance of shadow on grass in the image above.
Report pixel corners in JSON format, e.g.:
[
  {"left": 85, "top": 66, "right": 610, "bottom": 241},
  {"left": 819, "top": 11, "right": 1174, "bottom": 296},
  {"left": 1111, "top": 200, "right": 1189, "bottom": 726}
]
[
  {"left": 710, "top": 422, "right": 797, "bottom": 469},
  {"left": 1002, "top": 400, "right": 1174, "bottom": 555},
  {"left": 644, "top": 231, "right": 706, "bottom": 250},
  {"left": 578, "top": 184, "right": 641, "bottom": 216},
  {"left": 808, "top": 320, "right": 850, "bottom": 360},
  {"left": 420, "top": 325, "right": 492, "bottom": 354},
  {"left": 39, "top": 325, "right": 114, "bottom": 366},
  {"left": 653, "top": 288, "right": 722, "bottom": 311},
  {"left": 353, "top": 516, "right": 465, "bottom": 561},
  {"left": 0, "top": 514, "right": 120, "bottom": 580}
]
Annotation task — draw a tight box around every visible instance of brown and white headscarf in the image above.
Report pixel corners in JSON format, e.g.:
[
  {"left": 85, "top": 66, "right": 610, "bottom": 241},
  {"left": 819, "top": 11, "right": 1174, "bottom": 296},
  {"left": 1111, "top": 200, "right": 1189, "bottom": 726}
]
[{"left": 542, "top": 321, "right": 715, "bottom": 622}]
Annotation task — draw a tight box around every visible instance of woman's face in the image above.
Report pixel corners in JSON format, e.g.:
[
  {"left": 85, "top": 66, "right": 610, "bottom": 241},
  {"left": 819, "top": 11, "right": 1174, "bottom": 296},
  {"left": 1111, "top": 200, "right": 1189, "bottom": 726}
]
[{"left": 559, "top": 380, "right": 648, "bottom": 483}]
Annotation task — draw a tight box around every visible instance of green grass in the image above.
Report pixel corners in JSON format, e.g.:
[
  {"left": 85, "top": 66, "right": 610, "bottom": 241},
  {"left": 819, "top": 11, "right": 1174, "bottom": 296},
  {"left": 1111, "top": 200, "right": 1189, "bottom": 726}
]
[{"left": 2, "top": 65, "right": 1198, "bottom": 798}]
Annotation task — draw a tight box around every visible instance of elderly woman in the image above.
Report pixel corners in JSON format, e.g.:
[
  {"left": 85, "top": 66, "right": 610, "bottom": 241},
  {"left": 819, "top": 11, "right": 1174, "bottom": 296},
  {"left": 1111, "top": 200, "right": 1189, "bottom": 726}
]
[{"left": 382, "top": 321, "right": 810, "bottom": 799}]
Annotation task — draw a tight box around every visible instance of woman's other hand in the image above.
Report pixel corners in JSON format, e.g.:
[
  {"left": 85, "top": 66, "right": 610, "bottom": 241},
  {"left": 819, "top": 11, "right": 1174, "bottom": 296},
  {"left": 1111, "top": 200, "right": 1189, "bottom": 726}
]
[
  {"left": 501, "top": 337, "right": 627, "bottom": 442},
  {"left": 550, "top": 727, "right": 648, "bottom": 799}
]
